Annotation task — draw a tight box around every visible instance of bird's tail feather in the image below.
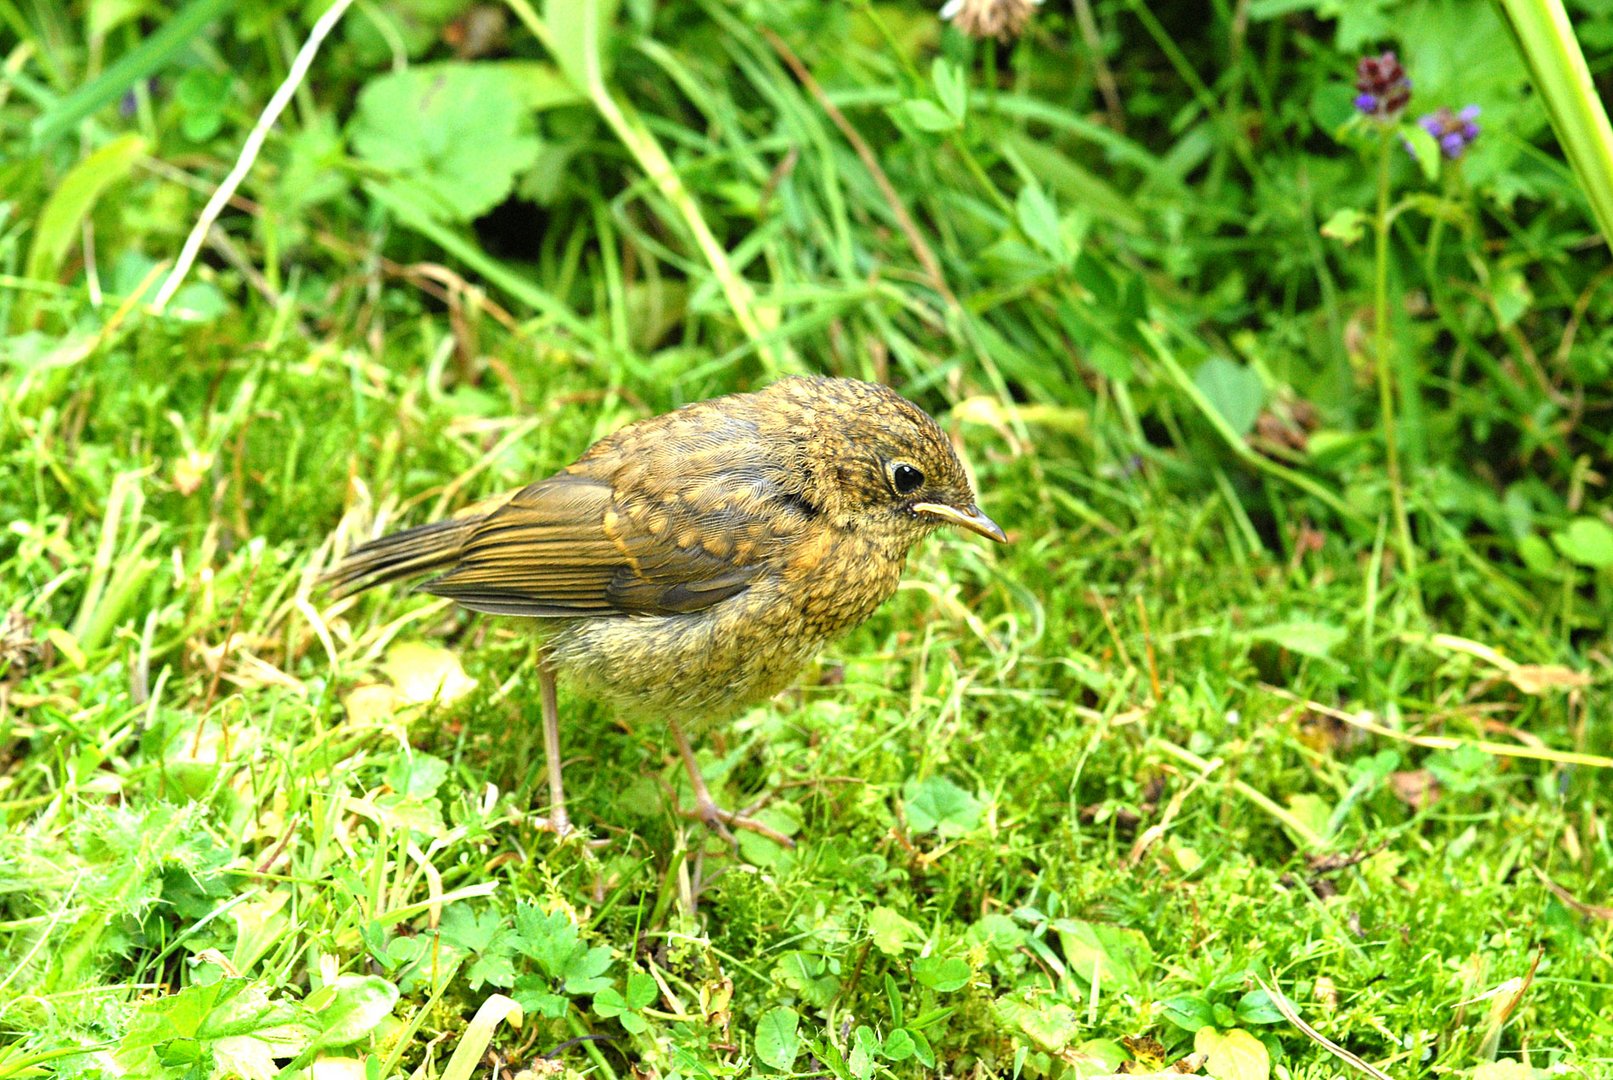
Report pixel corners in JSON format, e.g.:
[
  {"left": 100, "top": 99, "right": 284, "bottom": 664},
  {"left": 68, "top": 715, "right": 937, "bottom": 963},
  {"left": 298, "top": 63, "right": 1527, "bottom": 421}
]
[{"left": 326, "top": 517, "right": 474, "bottom": 596}]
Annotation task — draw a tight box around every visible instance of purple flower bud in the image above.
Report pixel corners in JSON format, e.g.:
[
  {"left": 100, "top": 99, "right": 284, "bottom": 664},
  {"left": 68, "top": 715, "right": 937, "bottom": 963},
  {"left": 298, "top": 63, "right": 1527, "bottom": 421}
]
[
  {"left": 1354, "top": 51, "right": 1412, "bottom": 120},
  {"left": 1417, "top": 105, "right": 1482, "bottom": 160}
]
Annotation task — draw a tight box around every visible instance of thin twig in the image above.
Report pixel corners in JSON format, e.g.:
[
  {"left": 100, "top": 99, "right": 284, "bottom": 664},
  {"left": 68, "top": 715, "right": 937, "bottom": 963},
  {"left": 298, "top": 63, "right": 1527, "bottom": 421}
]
[
  {"left": 1255, "top": 974, "right": 1394, "bottom": 1080},
  {"left": 1261, "top": 684, "right": 1613, "bottom": 770},
  {"left": 153, "top": 0, "right": 357, "bottom": 312}
]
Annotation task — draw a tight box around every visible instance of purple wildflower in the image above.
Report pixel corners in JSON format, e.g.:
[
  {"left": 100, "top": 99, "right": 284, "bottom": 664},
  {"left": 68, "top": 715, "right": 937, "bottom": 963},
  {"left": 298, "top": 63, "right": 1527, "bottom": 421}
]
[
  {"left": 1420, "top": 105, "right": 1481, "bottom": 159},
  {"left": 1354, "top": 52, "right": 1411, "bottom": 121}
]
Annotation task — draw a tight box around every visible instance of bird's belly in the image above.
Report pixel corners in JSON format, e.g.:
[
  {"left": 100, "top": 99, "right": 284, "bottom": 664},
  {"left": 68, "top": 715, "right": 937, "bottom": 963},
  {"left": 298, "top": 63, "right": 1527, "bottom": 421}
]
[{"left": 544, "top": 566, "right": 898, "bottom": 726}]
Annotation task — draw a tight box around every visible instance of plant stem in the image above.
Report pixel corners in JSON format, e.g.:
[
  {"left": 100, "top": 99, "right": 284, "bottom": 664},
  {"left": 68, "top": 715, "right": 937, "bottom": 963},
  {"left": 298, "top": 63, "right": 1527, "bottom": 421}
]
[{"left": 1373, "top": 131, "right": 1419, "bottom": 595}]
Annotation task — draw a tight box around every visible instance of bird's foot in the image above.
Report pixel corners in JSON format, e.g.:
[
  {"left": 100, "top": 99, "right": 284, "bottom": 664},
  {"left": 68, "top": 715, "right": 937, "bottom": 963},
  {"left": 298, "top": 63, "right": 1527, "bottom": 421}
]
[
  {"left": 531, "top": 809, "right": 574, "bottom": 840},
  {"left": 683, "top": 795, "right": 795, "bottom": 849}
]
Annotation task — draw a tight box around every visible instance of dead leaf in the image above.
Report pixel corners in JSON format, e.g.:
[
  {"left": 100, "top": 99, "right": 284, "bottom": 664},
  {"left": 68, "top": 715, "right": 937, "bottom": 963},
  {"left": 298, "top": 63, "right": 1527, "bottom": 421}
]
[
  {"left": 1194, "top": 1028, "right": 1270, "bottom": 1080},
  {"left": 1389, "top": 770, "right": 1440, "bottom": 810},
  {"left": 1506, "top": 664, "right": 1592, "bottom": 695},
  {"left": 383, "top": 641, "right": 477, "bottom": 705}
]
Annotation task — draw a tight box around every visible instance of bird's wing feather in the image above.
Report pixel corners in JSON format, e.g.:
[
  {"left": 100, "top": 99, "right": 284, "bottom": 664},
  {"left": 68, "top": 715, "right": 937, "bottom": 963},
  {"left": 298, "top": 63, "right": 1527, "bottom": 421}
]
[{"left": 421, "top": 421, "right": 807, "bottom": 618}]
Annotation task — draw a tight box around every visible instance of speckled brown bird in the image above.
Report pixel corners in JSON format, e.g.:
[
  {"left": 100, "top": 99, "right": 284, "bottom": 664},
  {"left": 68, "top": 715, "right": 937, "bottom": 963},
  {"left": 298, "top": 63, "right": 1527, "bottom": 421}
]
[{"left": 329, "top": 375, "right": 1005, "bottom": 844}]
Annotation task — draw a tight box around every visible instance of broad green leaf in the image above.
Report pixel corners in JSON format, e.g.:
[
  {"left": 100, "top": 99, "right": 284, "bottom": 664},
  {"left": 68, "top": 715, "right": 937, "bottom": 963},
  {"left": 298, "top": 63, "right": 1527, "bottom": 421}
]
[
  {"left": 1403, "top": 123, "right": 1442, "bottom": 181},
  {"left": 1552, "top": 518, "right": 1613, "bottom": 568},
  {"left": 991, "top": 995, "right": 1079, "bottom": 1052},
  {"left": 868, "top": 906, "right": 920, "bottom": 955},
  {"left": 307, "top": 975, "right": 399, "bottom": 1048},
  {"left": 912, "top": 956, "right": 970, "bottom": 992},
  {"left": 1053, "top": 919, "right": 1154, "bottom": 996},
  {"left": 1248, "top": 619, "right": 1347, "bottom": 660},
  {"left": 1016, "top": 182, "right": 1066, "bottom": 263},
  {"left": 1160, "top": 993, "right": 1217, "bottom": 1032},
  {"left": 1234, "top": 989, "right": 1285, "bottom": 1026},
  {"left": 438, "top": 904, "right": 503, "bottom": 954},
  {"left": 1066, "top": 1038, "right": 1129, "bottom": 1078},
  {"left": 1319, "top": 207, "right": 1367, "bottom": 244},
  {"left": 383, "top": 752, "right": 449, "bottom": 800},
  {"left": 755, "top": 1006, "right": 801, "bottom": 1071},
  {"left": 544, "top": 0, "right": 621, "bottom": 88},
  {"left": 350, "top": 64, "right": 545, "bottom": 223},
  {"left": 932, "top": 57, "right": 968, "bottom": 120},
  {"left": 903, "top": 775, "right": 983, "bottom": 838},
  {"left": 899, "top": 99, "right": 961, "bottom": 132},
  {"left": 513, "top": 903, "right": 581, "bottom": 979},
  {"left": 1192, "top": 356, "right": 1266, "bottom": 438},
  {"left": 882, "top": 1028, "right": 916, "bottom": 1061}
]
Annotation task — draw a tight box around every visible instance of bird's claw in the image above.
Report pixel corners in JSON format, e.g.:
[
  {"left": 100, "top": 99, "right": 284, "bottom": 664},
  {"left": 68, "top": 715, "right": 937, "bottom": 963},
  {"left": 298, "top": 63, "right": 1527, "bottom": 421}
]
[{"left": 684, "top": 796, "right": 796, "bottom": 849}]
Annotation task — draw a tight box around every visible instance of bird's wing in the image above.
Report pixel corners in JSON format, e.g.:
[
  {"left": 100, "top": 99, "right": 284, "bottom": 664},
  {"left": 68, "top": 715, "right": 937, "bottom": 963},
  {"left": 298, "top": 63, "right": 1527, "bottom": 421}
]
[{"left": 420, "top": 418, "right": 809, "bottom": 618}]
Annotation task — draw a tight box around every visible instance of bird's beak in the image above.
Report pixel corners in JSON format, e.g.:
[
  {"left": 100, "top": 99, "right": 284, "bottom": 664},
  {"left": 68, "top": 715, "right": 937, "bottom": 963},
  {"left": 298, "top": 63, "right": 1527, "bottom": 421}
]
[{"left": 912, "top": 501, "right": 1008, "bottom": 543}]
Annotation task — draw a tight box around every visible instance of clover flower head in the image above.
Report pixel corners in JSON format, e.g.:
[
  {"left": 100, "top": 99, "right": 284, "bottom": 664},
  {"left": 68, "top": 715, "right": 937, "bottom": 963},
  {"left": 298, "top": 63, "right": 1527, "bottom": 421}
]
[{"left": 940, "top": 0, "right": 1043, "bottom": 42}]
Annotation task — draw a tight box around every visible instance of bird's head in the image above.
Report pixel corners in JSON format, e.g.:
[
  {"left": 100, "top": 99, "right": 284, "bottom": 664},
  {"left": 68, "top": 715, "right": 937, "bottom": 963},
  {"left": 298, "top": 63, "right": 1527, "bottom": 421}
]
[{"left": 767, "top": 377, "right": 1006, "bottom": 549}]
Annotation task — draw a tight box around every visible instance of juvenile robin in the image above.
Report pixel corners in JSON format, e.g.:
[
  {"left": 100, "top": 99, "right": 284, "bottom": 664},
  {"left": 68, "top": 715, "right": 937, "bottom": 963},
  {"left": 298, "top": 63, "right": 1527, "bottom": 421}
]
[{"left": 329, "top": 375, "right": 1005, "bottom": 844}]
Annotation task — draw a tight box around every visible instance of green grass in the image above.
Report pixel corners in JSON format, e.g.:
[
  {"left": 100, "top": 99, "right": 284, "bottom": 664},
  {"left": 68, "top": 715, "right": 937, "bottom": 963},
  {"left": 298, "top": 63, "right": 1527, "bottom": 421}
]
[{"left": 2, "top": 1, "right": 1611, "bottom": 1079}]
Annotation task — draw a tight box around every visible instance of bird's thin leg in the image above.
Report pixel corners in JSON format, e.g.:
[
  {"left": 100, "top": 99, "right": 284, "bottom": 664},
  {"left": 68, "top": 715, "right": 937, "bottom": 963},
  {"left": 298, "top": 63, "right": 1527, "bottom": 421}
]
[
  {"left": 669, "top": 716, "right": 794, "bottom": 848},
  {"left": 536, "top": 656, "right": 572, "bottom": 839}
]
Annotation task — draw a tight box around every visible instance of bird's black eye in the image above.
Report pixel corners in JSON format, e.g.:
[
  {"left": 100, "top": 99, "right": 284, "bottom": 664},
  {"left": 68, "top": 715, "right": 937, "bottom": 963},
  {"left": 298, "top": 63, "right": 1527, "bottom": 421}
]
[{"left": 891, "top": 462, "right": 925, "bottom": 495}]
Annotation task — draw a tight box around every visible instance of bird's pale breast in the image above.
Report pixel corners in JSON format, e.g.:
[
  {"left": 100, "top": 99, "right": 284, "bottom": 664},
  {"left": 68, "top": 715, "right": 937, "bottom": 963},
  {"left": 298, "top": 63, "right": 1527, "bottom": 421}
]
[{"left": 546, "top": 524, "right": 909, "bottom": 726}]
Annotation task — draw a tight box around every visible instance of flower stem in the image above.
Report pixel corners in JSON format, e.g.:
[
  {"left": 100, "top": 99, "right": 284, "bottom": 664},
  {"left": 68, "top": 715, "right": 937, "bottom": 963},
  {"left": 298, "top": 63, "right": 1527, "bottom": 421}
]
[{"left": 1373, "top": 131, "right": 1419, "bottom": 595}]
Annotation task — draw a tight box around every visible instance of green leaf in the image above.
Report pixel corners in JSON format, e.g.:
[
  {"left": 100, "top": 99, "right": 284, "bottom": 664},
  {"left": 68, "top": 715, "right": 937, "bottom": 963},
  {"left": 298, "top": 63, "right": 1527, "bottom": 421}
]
[
  {"left": 1319, "top": 207, "right": 1368, "bottom": 245},
  {"left": 624, "top": 971, "right": 657, "bottom": 1009},
  {"left": 1160, "top": 994, "right": 1217, "bottom": 1032},
  {"left": 562, "top": 945, "right": 615, "bottom": 994},
  {"left": 1016, "top": 182, "right": 1067, "bottom": 263},
  {"left": 899, "top": 98, "right": 961, "bottom": 132},
  {"left": 511, "top": 903, "right": 579, "bottom": 979},
  {"left": 439, "top": 904, "right": 503, "bottom": 954},
  {"left": 912, "top": 956, "right": 970, "bottom": 992},
  {"left": 511, "top": 976, "right": 569, "bottom": 1019},
  {"left": 350, "top": 64, "right": 546, "bottom": 223},
  {"left": 544, "top": 0, "right": 621, "bottom": 89},
  {"left": 1052, "top": 919, "right": 1154, "bottom": 996},
  {"left": 868, "top": 906, "right": 920, "bottom": 955},
  {"left": 466, "top": 949, "right": 516, "bottom": 991},
  {"left": 848, "top": 1025, "right": 881, "bottom": 1080},
  {"left": 592, "top": 988, "right": 627, "bottom": 1017},
  {"left": 24, "top": 134, "right": 147, "bottom": 287},
  {"left": 882, "top": 1028, "right": 916, "bottom": 1061},
  {"left": 903, "top": 775, "right": 984, "bottom": 838},
  {"left": 1518, "top": 533, "right": 1557, "bottom": 575},
  {"left": 909, "top": 1029, "right": 936, "bottom": 1068},
  {"left": 991, "top": 995, "right": 1080, "bottom": 1052},
  {"left": 1552, "top": 517, "right": 1613, "bottom": 568},
  {"left": 1192, "top": 356, "right": 1266, "bottom": 438},
  {"left": 754, "top": 1006, "right": 801, "bottom": 1071},
  {"left": 1234, "top": 989, "right": 1285, "bottom": 1026},
  {"left": 307, "top": 975, "right": 399, "bottom": 1048},
  {"left": 932, "top": 57, "right": 968, "bottom": 120},
  {"left": 1248, "top": 619, "right": 1347, "bottom": 660},
  {"left": 383, "top": 752, "right": 449, "bottom": 799},
  {"left": 1403, "top": 123, "right": 1442, "bottom": 182}
]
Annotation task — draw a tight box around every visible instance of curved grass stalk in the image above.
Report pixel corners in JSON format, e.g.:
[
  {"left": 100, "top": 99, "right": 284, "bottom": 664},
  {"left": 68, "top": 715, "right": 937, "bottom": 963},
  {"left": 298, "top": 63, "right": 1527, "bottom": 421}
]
[{"left": 1496, "top": 0, "right": 1613, "bottom": 247}]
